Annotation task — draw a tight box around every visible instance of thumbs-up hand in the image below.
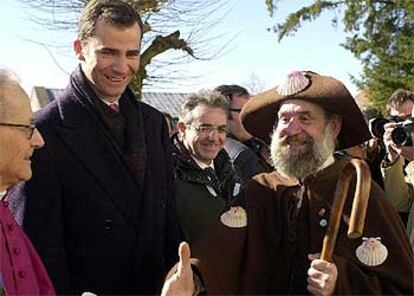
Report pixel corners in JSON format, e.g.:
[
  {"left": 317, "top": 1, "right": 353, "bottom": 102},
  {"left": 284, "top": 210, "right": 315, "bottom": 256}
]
[{"left": 161, "top": 242, "right": 195, "bottom": 296}]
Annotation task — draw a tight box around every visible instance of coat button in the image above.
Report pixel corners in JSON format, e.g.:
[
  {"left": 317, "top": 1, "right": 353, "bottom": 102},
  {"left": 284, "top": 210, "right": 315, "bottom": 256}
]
[
  {"left": 13, "top": 248, "right": 21, "bottom": 255},
  {"left": 105, "top": 219, "right": 113, "bottom": 230},
  {"left": 160, "top": 200, "right": 166, "bottom": 208},
  {"left": 18, "top": 271, "right": 26, "bottom": 278}
]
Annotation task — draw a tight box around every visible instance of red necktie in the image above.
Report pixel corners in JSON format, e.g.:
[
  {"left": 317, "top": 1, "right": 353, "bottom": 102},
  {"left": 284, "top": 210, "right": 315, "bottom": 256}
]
[{"left": 109, "top": 103, "right": 119, "bottom": 112}]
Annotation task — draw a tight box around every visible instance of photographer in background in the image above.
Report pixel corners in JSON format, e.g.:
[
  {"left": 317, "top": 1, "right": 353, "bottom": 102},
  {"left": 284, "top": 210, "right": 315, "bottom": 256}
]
[
  {"left": 381, "top": 89, "right": 414, "bottom": 250},
  {"left": 387, "top": 89, "right": 414, "bottom": 120}
]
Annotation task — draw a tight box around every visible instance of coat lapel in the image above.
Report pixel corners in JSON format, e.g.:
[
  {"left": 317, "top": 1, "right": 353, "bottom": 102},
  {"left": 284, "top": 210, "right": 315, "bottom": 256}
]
[{"left": 55, "top": 95, "right": 141, "bottom": 228}]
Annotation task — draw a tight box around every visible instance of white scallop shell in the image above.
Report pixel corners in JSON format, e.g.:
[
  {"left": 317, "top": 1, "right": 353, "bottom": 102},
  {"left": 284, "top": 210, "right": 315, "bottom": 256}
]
[
  {"left": 355, "top": 237, "right": 388, "bottom": 266},
  {"left": 277, "top": 71, "right": 310, "bottom": 96},
  {"left": 220, "top": 206, "right": 247, "bottom": 228}
]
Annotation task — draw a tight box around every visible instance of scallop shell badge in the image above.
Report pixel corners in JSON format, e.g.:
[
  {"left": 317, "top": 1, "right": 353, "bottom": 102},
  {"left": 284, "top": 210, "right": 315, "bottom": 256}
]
[
  {"left": 276, "top": 71, "right": 310, "bottom": 96},
  {"left": 220, "top": 206, "right": 247, "bottom": 228},
  {"left": 356, "top": 237, "right": 388, "bottom": 266}
]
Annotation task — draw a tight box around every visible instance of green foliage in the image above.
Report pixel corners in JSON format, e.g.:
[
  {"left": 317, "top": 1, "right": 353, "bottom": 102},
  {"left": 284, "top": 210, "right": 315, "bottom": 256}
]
[
  {"left": 267, "top": 0, "right": 414, "bottom": 111},
  {"left": 274, "top": 1, "right": 341, "bottom": 42}
]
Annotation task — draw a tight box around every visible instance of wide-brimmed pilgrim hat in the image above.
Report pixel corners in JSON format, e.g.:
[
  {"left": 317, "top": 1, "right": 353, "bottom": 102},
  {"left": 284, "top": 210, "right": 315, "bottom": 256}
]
[{"left": 240, "top": 71, "right": 371, "bottom": 149}]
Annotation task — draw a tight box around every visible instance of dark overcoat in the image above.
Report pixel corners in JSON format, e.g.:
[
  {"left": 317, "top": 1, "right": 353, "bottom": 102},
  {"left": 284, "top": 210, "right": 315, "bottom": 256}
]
[{"left": 10, "top": 69, "right": 180, "bottom": 294}]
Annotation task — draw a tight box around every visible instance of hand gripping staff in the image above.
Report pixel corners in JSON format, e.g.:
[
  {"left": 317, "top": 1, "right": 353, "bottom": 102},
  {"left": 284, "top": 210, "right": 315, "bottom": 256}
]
[{"left": 320, "top": 158, "right": 372, "bottom": 262}]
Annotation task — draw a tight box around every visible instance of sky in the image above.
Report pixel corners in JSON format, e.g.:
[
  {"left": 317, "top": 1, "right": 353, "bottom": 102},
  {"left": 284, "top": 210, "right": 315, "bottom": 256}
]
[{"left": 0, "top": 0, "right": 363, "bottom": 96}]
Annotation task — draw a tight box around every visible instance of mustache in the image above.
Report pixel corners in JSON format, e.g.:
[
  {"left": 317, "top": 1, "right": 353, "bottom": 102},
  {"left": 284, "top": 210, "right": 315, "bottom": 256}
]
[{"left": 281, "top": 133, "right": 313, "bottom": 145}]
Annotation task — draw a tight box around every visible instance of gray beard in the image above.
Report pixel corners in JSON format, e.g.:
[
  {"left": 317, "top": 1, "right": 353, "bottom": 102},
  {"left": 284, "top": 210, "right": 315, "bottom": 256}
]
[{"left": 270, "top": 124, "right": 336, "bottom": 180}]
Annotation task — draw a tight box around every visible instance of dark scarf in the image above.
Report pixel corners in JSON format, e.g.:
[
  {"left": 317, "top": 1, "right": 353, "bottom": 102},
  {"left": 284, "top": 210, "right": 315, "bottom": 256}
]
[
  {"left": 68, "top": 66, "right": 147, "bottom": 195},
  {"left": 170, "top": 133, "right": 242, "bottom": 203}
]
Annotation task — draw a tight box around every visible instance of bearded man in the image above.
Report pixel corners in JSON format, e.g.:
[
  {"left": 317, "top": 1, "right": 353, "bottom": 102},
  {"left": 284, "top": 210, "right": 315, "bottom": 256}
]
[{"left": 162, "top": 71, "right": 413, "bottom": 295}]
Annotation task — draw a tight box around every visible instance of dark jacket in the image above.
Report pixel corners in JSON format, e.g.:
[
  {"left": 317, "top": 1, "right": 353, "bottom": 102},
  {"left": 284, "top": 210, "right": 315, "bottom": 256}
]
[
  {"left": 9, "top": 67, "right": 180, "bottom": 295},
  {"left": 171, "top": 134, "right": 242, "bottom": 245}
]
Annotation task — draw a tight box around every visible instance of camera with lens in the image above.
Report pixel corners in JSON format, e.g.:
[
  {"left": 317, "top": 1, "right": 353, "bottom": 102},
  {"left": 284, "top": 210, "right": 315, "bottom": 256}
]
[
  {"left": 369, "top": 116, "right": 401, "bottom": 138},
  {"left": 391, "top": 118, "right": 414, "bottom": 146},
  {"left": 369, "top": 116, "right": 414, "bottom": 146}
]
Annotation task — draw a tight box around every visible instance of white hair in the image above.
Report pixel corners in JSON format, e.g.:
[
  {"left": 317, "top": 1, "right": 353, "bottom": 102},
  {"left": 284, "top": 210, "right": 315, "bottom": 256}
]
[{"left": 0, "top": 67, "right": 21, "bottom": 120}]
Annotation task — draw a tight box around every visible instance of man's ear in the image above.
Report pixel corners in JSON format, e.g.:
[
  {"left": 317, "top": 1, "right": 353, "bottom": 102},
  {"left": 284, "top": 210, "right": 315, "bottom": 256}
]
[
  {"left": 331, "top": 115, "right": 342, "bottom": 138},
  {"left": 73, "top": 40, "right": 84, "bottom": 61},
  {"left": 177, "top": 121, "right": 186, "bottom": 137}
]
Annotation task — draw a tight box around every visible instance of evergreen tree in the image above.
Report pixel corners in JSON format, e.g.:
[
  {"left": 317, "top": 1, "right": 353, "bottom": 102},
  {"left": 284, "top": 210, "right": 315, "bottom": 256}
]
[{"left": 267, "top": 0, "right": 414, "bottom": 113}]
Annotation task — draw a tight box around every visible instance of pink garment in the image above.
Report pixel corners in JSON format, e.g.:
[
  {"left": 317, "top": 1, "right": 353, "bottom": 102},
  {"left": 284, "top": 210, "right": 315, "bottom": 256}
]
[{"left": 0, "top": 198, "right": 55, "bottom": 295}]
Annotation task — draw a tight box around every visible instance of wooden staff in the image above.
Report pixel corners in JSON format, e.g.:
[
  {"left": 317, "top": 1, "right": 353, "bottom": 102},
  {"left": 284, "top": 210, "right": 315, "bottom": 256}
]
[{"left": 320, "top": 158, "right": 371, "bottom": 262}]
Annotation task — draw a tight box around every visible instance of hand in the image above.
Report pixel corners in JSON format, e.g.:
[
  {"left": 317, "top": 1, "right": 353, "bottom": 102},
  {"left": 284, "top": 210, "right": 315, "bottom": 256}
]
[
  {"left": 383, "top": 123, "right": 401, "bottom": 162},
  {"left": 307, "top": 253, "right": 338, "bottom": 296},
  {"left": 400, "top": 145, "right": 414, "bottom": 162},
  {"left": 161, "top": 242, "right": 195, "bottom": 296}
]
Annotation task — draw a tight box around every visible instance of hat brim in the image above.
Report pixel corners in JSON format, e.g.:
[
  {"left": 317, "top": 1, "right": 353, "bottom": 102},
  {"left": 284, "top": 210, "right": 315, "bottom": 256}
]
[{"left": 240, "top": 72, "right": 371, "bottom": 150}]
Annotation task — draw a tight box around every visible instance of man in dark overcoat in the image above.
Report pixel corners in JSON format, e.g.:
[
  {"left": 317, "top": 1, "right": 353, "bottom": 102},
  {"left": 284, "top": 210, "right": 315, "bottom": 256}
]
[
  {"left": 8, "top": 0, "right": 180, "bottom": 294},
  {"left": 162, "top": 71, "right": 413, "bottom": 295}
]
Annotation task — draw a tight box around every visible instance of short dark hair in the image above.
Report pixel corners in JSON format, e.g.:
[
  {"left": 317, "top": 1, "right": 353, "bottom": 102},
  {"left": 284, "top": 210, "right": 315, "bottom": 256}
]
[
  {"left": 78, "top": 0, "right": 143, "bottom": 45},
  {"left": 387, "top": 89, "right": 414, "bottom": 112},
  {"left": 214, "top": 84, "right": 250, "bottom": 102},
  {"left": 179, "top": 91, "right": 230, "bottom": 125}
]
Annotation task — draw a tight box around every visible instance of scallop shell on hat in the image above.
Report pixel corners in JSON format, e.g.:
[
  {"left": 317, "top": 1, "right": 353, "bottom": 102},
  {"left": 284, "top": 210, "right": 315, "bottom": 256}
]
[
  {"left": 277, "top": 71, "right": 310, "bottom": 96},
  {"left": 220, "top": 206, "right": 247, "bottom": 228},
  {"left": 355, "top": 237, "right": 388, "bottom": 266}
]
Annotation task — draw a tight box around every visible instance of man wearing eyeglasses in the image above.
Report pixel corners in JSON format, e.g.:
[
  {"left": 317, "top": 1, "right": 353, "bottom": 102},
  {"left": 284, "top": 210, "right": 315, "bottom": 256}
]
[
  {"left": 171, "top": 91, "right": 242, "bottom": 246},
  {"left": 0, "top": 68, "right": 55, "bottom": 295},
  {"left": 215, "top": 85, "right": 272, "bottom": 182}
]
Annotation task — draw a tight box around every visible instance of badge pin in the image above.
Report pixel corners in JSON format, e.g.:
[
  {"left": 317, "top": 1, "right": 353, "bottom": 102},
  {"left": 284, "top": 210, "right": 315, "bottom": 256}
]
[
  {"left": 233, "top": 183, "right": 241, "bottom": 196},
  {"left": 318, "top": 208, "right": 326, "bottom": 217}
]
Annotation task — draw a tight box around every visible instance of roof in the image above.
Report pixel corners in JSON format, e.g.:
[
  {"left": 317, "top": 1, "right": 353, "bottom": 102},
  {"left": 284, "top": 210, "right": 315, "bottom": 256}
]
[
  {"left": 140, "top": 92, "right": 187, "bottom": 118},
  {"left": 30, "top": 86, "right": 186, "bottom": 118}
]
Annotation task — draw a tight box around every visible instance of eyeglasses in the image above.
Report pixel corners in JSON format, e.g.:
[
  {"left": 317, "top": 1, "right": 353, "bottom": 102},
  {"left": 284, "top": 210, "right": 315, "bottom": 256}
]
[
  {"left": 0, "top": 122, "right": 36, "bottom": 139},
  {"left": 188, "top": 124, "right": 228, "bottom": 135},
  {"left": 230, "top": 108, "right": 241, "bottom": 113}
]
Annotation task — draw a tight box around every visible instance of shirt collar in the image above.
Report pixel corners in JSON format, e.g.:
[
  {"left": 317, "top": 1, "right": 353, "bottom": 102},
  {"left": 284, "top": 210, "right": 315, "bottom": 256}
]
[
  {"left": 191, "top": 155, "right": 215, "bottom": 170},
  {"left": 320, "top": 154, "right": 335, "bottom": 171},
  {"left": 99, "top": 97, "right": 120, "bottom": 106}
]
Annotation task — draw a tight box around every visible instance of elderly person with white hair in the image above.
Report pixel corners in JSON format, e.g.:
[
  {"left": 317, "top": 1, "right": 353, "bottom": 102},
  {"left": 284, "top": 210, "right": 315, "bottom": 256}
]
[{"left": 0, "top": 68, "right": 54, "bottom": 295}]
